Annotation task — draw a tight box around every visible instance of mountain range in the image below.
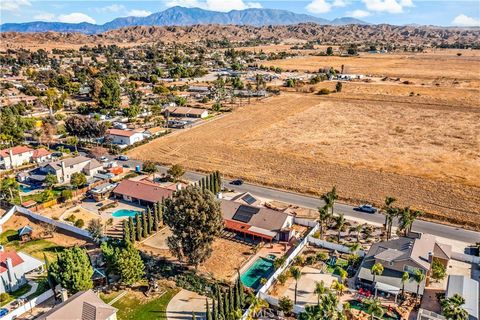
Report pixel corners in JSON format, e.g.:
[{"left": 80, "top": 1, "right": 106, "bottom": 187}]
[{"left": 0, "top": 6, "right": 368, "bottom": 34}]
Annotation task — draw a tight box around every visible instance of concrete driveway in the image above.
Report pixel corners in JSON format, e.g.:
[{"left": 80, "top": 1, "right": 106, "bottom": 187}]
[{"left": 167, "top": 289, "right": 210, "bottom": 320}]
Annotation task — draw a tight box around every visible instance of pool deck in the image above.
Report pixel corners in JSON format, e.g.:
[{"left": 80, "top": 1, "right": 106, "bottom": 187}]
[{"left": 80, "top": 199, "right": 146, "bottom": 221}]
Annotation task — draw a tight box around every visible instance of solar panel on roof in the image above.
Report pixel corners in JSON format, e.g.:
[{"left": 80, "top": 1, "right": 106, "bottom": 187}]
[
  {"left": 241, "top": 194, "right": 257, "bottom": 205},
  {"left": 232, "top": 205, "right": 260, "bottom": 223}
]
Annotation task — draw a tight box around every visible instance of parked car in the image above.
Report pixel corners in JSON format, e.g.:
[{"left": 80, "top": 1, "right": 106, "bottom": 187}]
[
  {"left": 99, "top": 156, "right": 109, "bottom": 162},
  {"left": 117, "top": 155, "right": 129, "bottom": 161},
  {"left": 354, "top": 204, "right": 377, "bottom": 213},
  {"left": 230, "top": 179, "right": 244, "bottom": 186},
  {"left": 0, "top": 308, "right": 9, "bottom": 318}
]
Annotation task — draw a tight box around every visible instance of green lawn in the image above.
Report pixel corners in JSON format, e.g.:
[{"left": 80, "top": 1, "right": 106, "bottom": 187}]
[
  {"left": 1, "top": 229, "right": 66, "bottom": 261},
  {"left": 327, "top": 258, "right": 349, "bottom": 274},
  {"left": 0, "top": 283, "right": 32, "bottom": 306},
  {"left": 100, "top": 288, "right": 179, "bottom": 320}
]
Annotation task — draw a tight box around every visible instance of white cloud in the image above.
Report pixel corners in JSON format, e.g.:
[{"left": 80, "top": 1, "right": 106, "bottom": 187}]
[
  {"left": 362, "top": 0, "right": 412, "bottom": 14},
  {"left": 1, "top": 0, "right": 31, "bottom": 12},
  {"left": 95, "top": 4, "right": 125, "bottom": 13},
  {"left": 348, "top": 9, "right": 371, "bottom": 18},
  {"left": 57, "top": 12, "right": 96, "bottom": 24},
  {"left": 127, "top": 9, "right": 152, "bottom": 17},
  {"left": 33, "top": 13, "right": 56, "bottom": 21},
  {"left": 452, "top": 14, "right": 480, "bottom": 27},
  {"left": 306, "top": 0, "right": 348, "bottom": 14},
  {"left": 166, "top": 0, "right": 262, "bottom": 12}
]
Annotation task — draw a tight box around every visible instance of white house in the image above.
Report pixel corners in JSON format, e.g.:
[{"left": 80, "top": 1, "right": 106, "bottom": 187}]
[
  {"left": 0, "top": 246, "right": 44, "bottom": 293},
  {"left": 0, "top": 146, "right": 34, "bottom": 170},
  {"left": 41, "top": 156, "right": 103, "bottom": 184},
  {"left": 107, "top": 129, "right": 144, "bottom": 146}
]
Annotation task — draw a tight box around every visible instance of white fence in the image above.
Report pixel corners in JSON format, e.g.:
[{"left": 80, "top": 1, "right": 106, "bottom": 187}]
[
  {"left": 307, "top": 237, "right": 366, "bottom": 257},
  {"left": 294, "top": 217, "right": 318, "bottom": 228},
  {"left": 3, "top": 289, "right": 54, "bottom": 320},
  {"left": 0, "top": 205, "right": 16, "bottom": 227},
  {"left": 15, "top": 206, "right": 92, "bottom": 239},
  {"left": 451, "top": 251, "right": 480, "bottom": 264}
]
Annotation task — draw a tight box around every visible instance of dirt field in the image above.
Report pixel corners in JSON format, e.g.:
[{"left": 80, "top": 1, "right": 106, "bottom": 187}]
[{"left": 129, "top": 84, "right": 480, "bottom": 228}]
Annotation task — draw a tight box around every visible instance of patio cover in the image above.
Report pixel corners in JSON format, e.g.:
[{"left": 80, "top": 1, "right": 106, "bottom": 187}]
[
  {"left": 17, "top": 252, "right": 44, "bottom": 273},
  {"left": 375, "top": 281, "right": 400, "bottom": 295},
  {"left": 248, "top": 226, "right": 277, "bottom": 239}
]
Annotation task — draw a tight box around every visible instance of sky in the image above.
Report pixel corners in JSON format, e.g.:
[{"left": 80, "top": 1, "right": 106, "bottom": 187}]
[{"left": 0, "top": 0, "right": 479, "bottom": 27}]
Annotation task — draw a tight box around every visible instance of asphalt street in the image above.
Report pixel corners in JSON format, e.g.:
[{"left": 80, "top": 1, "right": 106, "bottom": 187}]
[{"left": 107, "top": 155, "right": 480, "bottom": 246}]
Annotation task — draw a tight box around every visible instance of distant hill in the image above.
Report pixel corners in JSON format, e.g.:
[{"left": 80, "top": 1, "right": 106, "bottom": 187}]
[{"left": 0, "top": 6, "right": 368, "bottom": 34}]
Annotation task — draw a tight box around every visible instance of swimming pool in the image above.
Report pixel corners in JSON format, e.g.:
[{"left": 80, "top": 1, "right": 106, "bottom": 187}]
[
  {"left": 241, "top": 256, "right": 275, "bottom": 290},
  {"left": 111, "top": 209, "right": 142, "bottom": 218},
  {"left": 348, "top": 300, "right": 400, "bottom": 320},
  {"left": 19, "top": 185, "right": 35, "bottom": 193}
]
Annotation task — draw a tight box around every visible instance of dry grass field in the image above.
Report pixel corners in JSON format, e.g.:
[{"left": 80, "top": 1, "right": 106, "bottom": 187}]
[{"left": 128, "top": 52, "right": 480, "bottom": 229}]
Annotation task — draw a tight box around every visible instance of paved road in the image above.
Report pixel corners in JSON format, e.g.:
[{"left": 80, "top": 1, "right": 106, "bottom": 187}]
[{"left": 107, "top": 156, "right": 480, "bottom": 246}]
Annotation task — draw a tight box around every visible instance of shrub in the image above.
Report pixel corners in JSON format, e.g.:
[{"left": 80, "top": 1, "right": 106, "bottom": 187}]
[
  {"left": 306, "top": 255, "right": 317, "bottom": 265},
  {"left": 66, "top": 214, "right": 76, "bottom": 223},
  {"left": 278, "top": 296, "right": 294, "bottom": 313},
  {"left": 277, "top": 272, "right": 289, "bottom": 285},
  {"left": 75, "top": 219, "right": 85, "bottom": 228},
  {"left": 0, "top": 292, "right": 11, "bottom": 302},
  {"left": 317, "top": 88, "right": 330, "bottom": 95},
  {"left": 316, "top": 252, "right": 328, "bottom": 261}
]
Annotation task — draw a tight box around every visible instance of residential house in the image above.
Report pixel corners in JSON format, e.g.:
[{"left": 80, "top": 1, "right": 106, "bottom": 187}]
[
  {"left": 446, "top": 275, "right": 479, "bottom": 320},
  {"left": 106, "top": 129, "right": 144, "bottom": 146},
  {"left": 144, "top": 126, "right": 166, "bottom": 137},
  {"left": 164, "top": 106, "right": 209, "bottom": 119},
  {"left": 112, "top": 179, "right": 174, "bottom": 206},
  {"left": 40, "top": 156, "right": 103, "bottom": 184},
  {"left": 89, "top": 182, "right": 118, "bottom": 201},
  {"left": 0, "top": 246, "right": 44, "bottom": 293},
  {"left": 32, "top": 148, "right": 52, "bottom": 164},
  {"left": 36, "top": 289, "right": 118, "bottom": 320},
  {"left": 221, "top": 200, "right": 294, "bottom": 242},
  {"left": 0, "top": 145, "right": 34, "bottom": 169},
  {"left": 356, "top": 233, "right": 452, "bottom": 297}
]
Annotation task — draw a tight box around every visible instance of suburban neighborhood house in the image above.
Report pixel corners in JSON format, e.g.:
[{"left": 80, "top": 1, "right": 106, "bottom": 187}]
[
  {"left": 40, "top": 156, "right": 103, "bottom": 184},
  {"left": 113, "top": 178, "right": 175, "bottom": 206},
  {"left": 36, "top": 289, "right": 118, "bottom": 320},
  {"left": 446, "top": 275, "right": 479, "bottom": 320},
  {"left": 0, "top": 146, "right": 34, "bottom": 169},
  {"left": 106, "top": 128, "right": 144, "bottom": 146},
  {"left": 356, "top": 233, "right": 452, "bottom": 298},
  {"left": 164, "top": 106, "right": 209, "bottom": 118},
  {"left": 0, "top": 245, "right": 44, "bottom": 293},
  {"left": 220, "top": 199, "right": 295, "bottom": 242}
]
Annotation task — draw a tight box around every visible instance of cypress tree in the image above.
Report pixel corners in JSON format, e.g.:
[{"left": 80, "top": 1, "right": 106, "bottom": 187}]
[
  {"left": 229, "top": 286, "right": 234, "bottom": 313},
  {"left": 205, "top": 175, "right": 210, "bottom": 192},
  {"left": 211, "top": 173, "right": 217, "bottom": 193},
  {"left": 212, "top": 298, "right": 218, "bottom": 320},
  {"left": 217, "top": 286, "right": 224, "bottom": 317},
  {"left": 234, "top": 280, "right": 240, "bottom": 311},
  {"left": 135, "top": 213, "right": 142, "bottom": 241},
  {"left": 223, "top": 288, "right": 229, "bottom": 317},
  {"left": 123, "top": 220, "right": 130, "bottom": 244},
  {"left": 129, "top": 217, "right": 135, "bottom": 243},
  {"left": 147, "top": 207, "right": 153, "bottom": 234},
  {"left": 206, "top": 299, "right": 212, "bottom": 320},
  {"left": 237, "top": 270, "right": 244, "bottom": 308},
  {"left": 153, "top": 204, "right": 159, "bottom": 232},
  {"left": 216, "top": 171, "right": 222, "bottom": 193},
  {"left": 142, "top": 211, "right": 148, "bottom": 238},
  {"left": 158, "top": 199, "right": 164, "bottom": 225}
]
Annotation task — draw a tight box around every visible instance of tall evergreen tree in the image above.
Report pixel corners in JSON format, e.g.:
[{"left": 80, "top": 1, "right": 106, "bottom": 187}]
[
  {"left": 206, "top": 299, "right": 212, "bottom": 320},
  {"left": 123, "top": 220, "right": 130, "bottom": 244},
  {"left": 210, "top": 174, "right": 215, "bottom": 193},
  {"left": 158, "top": 199, "right": 164, "bottom": 225},
  {"left": 217, "top": 287, "right": 224, "bottom": 317},
  {"left": 223, "top": 289, "right": 230, "bottom": 317},
  {"left": 205, "top": 175, "right": 210, "bottom": 192},
  {"left": 153, "top": 204, "right": 159, "bottom": 232},
  {"left": 135, "top": 213, "right": 142, "bottom": 241},
  {"left": 237, "top": 270, "right": 244, "bottom": 308},
  {"left": 216, "top": 171, "right": 222, "bottom": 193},
  {"left": 142, "top": 211, "right": 148, "bottom": 238},
  {"left": 129, "top": 217, "right": 135, "bottom": 243},
  {"left": 147, "top": 207, "right": 153, "bottom": 234},
  {"left": 229, "top": 286, "right": 234, "bottom": 312},
  {"left": 212, "top": 298, "right": 218, "bottom": 320},
  {"left": 234, "top": 280, "right": 240, "bottom": 311}
]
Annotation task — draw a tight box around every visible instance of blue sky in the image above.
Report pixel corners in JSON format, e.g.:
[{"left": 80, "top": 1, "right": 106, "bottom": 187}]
[{"left": 0, "top": 0, "right": 479, "bottom": 26}]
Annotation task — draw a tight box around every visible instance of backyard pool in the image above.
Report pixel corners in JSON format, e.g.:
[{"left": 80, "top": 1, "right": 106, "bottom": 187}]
[
  {"left": 112, "top": 209, "right": 143, "bottom": 218},
  {"left": 348, "top": 300, "right": 400, "bottom": 320},
  {"left": 241, "top": 255, "right": 275, "bottom": 290},
  {"left": 19, "top": 184, "right": 35, "bottom": 193}
]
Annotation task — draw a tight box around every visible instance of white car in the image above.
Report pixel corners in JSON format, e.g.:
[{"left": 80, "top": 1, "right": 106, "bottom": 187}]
[
  {"left": 117, "top": 155, "right": 129, "bottom": 161},
  {"left": 99, "top": 156, "right": 109, "bottom": 162}
]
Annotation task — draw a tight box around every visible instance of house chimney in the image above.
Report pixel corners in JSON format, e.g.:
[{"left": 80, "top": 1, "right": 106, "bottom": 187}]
[
  {"left": 176, "top": 183, "right": 182, "bottom": 191},
  {"left": 8, "top": 149, "right": 14, "bottom": 168},
  {"left": 6, "top": 257, "right": 15, "bottom": 283},
  {"left": 60, "top": 288, "right": 69, "bottom": 302},
  {"left": 61, "top": 161, "right": 66, "bottom": 182},
  {"left": 428, "top": 251, "right": 433, "bottom": 263}
]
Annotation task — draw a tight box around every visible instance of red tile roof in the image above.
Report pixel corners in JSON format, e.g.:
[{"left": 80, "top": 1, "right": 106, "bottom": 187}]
[
  {"left": 107, "top": 129, "right": 138, "bottom": 137},
  {"left": 113, "top": 179, "right": 174, "bottom": 203},
  {"left": 0, "top": 251, "right": 24, "bottom": 273},
  {"left": 32, "top": 148, "right": 51, "bottom": 159},
  {"left": 0, "top": 145, "right": 33, "bottom": 157}
]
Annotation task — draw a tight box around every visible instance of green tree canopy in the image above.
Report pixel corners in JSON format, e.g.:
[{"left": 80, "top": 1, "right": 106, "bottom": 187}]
[
  {"left": 48, "top": 247, "right": 93, "bottom": 293},
  {"left": 164, "top": 187, "right": 224, "bottom": 267},
  {"left": 99, "top": 75, "right": 121, "bottom": 109},
  {"left": 167, "top": 164, "right": 185, "bottom": 182},
  {"left": 70, "top": 172, "right": 87, "bottom": 189}
]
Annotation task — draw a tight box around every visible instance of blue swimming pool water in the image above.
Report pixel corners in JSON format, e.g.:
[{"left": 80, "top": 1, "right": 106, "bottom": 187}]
[
  {"left": 241, "top": 256, "right": 275, "bottom": 290},
  {"left": 112, "top": 209, "right": 142, "bottom": 218},
  {"left": 19, "top": 185, "right": 35, "bottom": 193}
]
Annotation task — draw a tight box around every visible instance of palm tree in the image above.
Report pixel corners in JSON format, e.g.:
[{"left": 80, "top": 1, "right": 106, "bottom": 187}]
[
  {"left": 383, "top": 196, "right": 396, "bottom": 227},
  {"left": 383, "top": 196, "right": 397, "bottom": 240},
  {"left": 337, "top": 267, "right": 348, "bottom": 284},
  {"left": 401, "top": 271, "right": 410, "bottom": 298},
  {"left": 353, "top": 224, "right": 363, "bottom": 242},
  {"left": 398, "top": 207, "right": 422, "bottom": 236},
  {"left": 349, "top": 242, "right": 361, "bottom": 254},
  {"left": 299, "top": 292, "right": 343, "bottom": 320},
  {"left": 318, "top": 205, "right": 331, "bottom": 239},
  {"left": 441, "top": 294, "right": 469, "bottom": 320},
  {"left": 364, "top": 298, "right": 385, "bottom": 320},
  {"left": 321, "top": 186, "right": 338, "bottom": 216},
  {"left": 413, "top": 270, "right": 426, "bottom": 299},
  {"left": 331, "top": 279, "right": 346, "bottom": 296},
  {"left": 314, "top": 280, "right": 327, "bottom": 305},
  {"left": 246, "top": 293, "right": 269, "bottom": 319},
  {"left": 371, "top": 263, "right": 384, "bottom": 284},
  {"left": 334, "top": 213, "right": 346, "bottom": 242},
  {"left": 290, "top": 266, "right": 302, "bottom": 304}
]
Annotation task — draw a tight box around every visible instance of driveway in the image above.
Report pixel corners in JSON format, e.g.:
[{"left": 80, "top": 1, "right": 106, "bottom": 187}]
[{"left": 166, "top": 289, "right": 210, "bottom": 320}]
